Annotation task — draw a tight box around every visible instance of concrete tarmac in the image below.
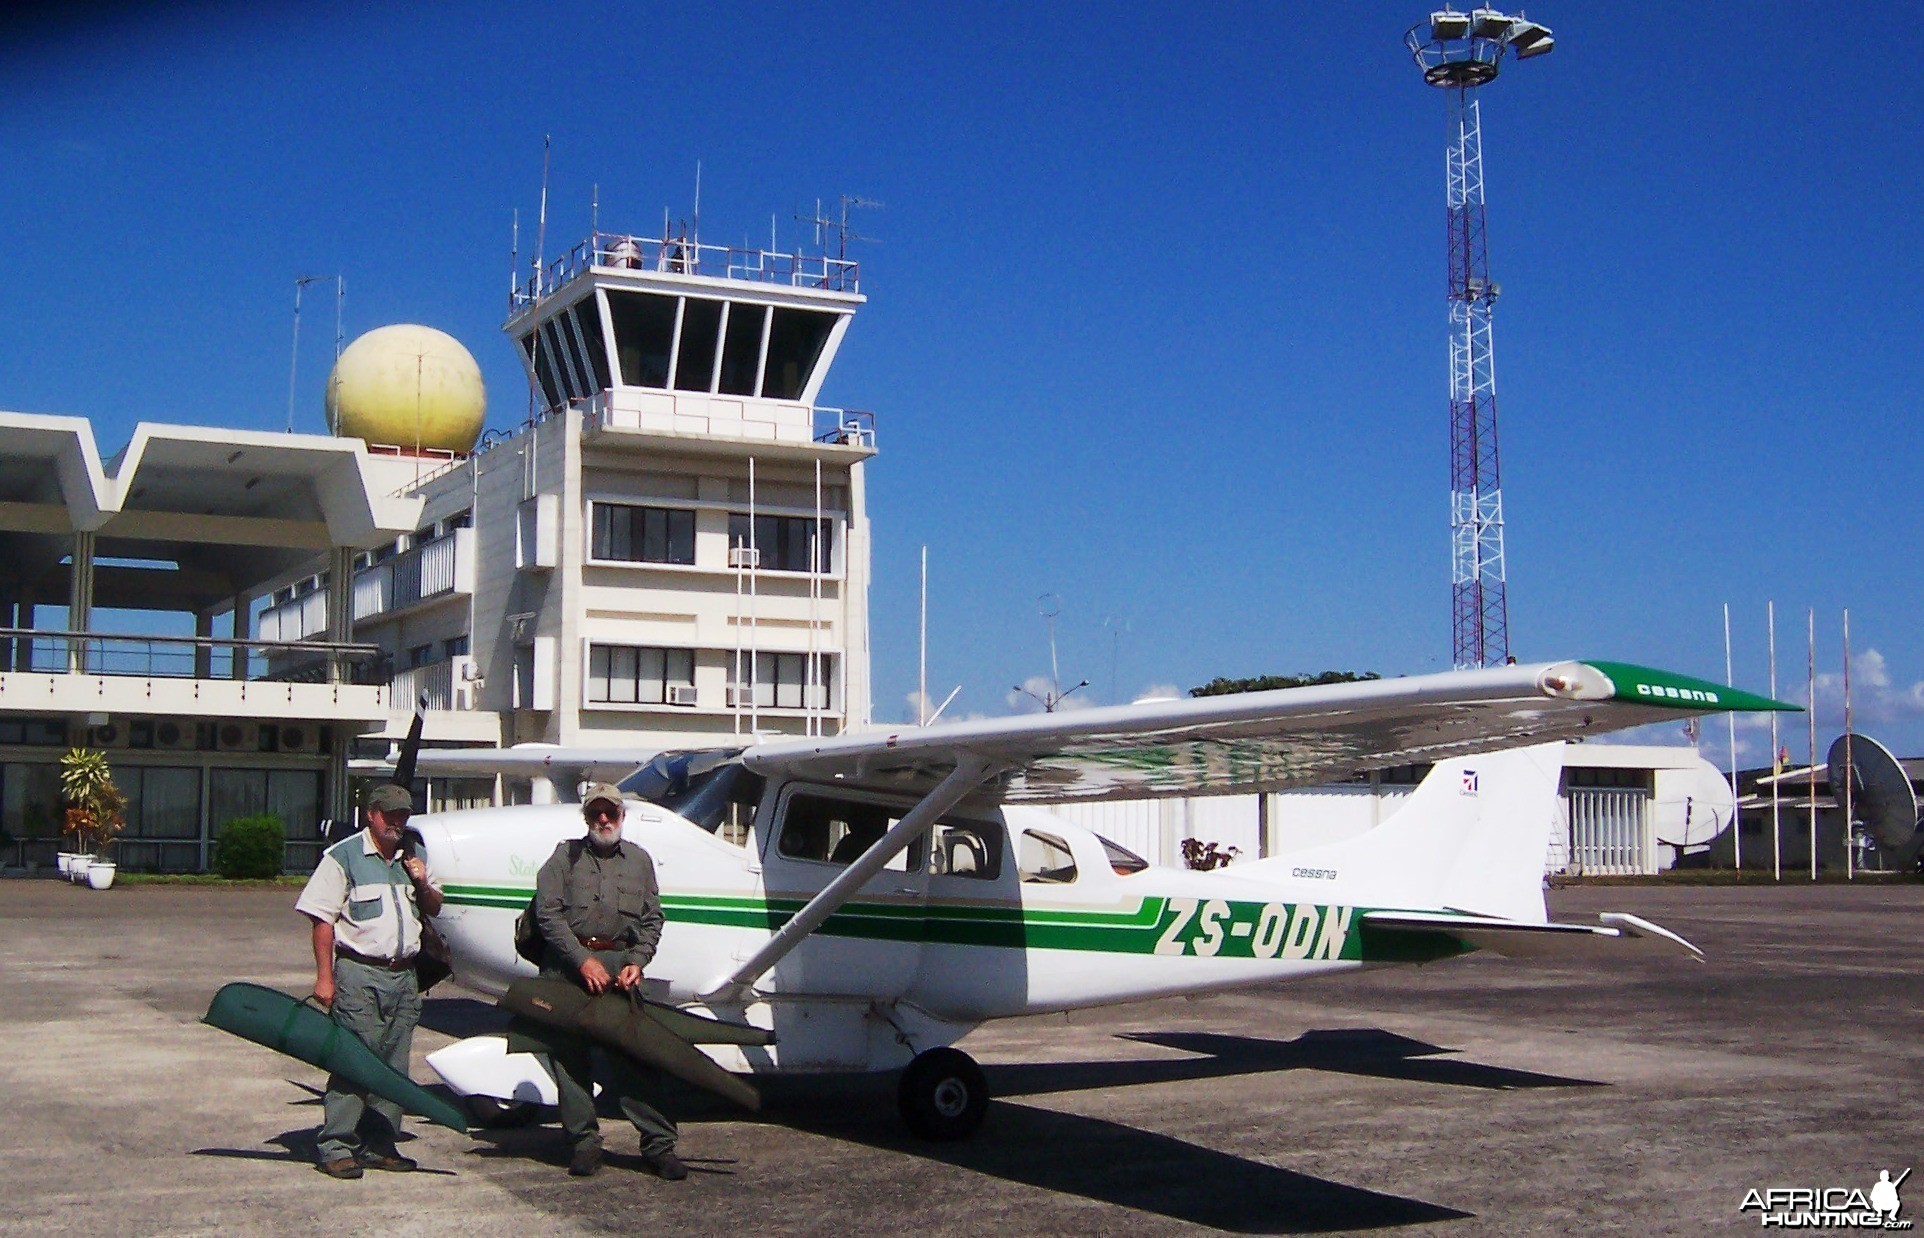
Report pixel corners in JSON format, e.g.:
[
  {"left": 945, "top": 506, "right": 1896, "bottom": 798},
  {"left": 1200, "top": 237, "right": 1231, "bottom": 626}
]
[{"left": 1, "top": 878, "right": 1918, "bottom": 1235}]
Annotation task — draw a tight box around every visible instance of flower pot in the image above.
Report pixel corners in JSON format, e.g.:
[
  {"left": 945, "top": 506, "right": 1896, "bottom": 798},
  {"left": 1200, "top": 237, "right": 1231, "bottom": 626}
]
[
  {"left": 86, "top": 861, "right": 116, "bottom": 890},
  {"left": 58, "top": 852, "right": 88, "bottom": 881}
]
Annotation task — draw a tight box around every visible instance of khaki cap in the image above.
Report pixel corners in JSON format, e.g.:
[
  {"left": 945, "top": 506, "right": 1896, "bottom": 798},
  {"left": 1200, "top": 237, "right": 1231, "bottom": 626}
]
[{"left": 582, "top": 783, "right": 625, "bottom": 812}]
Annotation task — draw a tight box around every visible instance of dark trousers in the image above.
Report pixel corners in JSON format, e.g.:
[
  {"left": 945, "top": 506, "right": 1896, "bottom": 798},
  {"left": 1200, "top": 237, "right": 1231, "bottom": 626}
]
[{"left": 507, "top": 955, "right": 677, "bottom": 1156}]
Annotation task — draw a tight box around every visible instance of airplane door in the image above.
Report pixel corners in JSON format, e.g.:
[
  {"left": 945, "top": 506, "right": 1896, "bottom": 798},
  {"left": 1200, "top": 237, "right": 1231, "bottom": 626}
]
[{"left": 754, "top": 783, "right": 928, "bottom": 999}]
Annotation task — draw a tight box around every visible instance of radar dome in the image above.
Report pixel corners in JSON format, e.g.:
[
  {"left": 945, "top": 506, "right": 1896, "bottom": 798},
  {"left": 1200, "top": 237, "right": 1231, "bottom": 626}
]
[{"left": 326, "top": 324, "right": 486, "bottom": 454}]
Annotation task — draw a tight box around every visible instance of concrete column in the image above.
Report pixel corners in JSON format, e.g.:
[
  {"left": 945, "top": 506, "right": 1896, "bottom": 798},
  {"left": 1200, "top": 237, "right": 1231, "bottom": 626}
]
[
  {"left": 67, "top": 530, "right": 95, "bottom": 671},
  {"left": 326, "top": 547, "right": 355, "bottom": 684},
  {"left": 194, "top": 608, "right": 215, "bottom": 679},
  {"left": 229, "top": 593, "right": 249, "bottom": 679}
]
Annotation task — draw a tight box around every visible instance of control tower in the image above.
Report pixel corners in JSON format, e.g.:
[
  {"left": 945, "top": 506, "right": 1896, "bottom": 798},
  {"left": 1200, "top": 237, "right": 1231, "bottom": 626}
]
[{"left": 506, "top": 231, "right": 867, "bottom": 444}]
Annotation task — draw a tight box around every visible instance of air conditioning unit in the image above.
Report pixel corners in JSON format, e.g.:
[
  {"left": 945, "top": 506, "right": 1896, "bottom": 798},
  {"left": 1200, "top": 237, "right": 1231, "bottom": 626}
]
[
  {"left": 667, "top": 684, "right": 698, "bottom": 707},
  {"left": 217, "top": 722, "right": 259, "bottom": 753},
  {"left": 278, "top": 724, "right": 320, "bottom": 754},
  {"left": 154, "top": 719, "right": 197, "bottom": 750},
  {"left": 728, "top": 546, "right": 760, "bottom": 569},
  {"left": 725, "top": 685, "right": 761, "bottom": 708},
  {"left": 459, "top": 659, "right": 484, "bottom": 682},
  {"left": 79, "top": 721, "right": 128, "bottom": 749}
]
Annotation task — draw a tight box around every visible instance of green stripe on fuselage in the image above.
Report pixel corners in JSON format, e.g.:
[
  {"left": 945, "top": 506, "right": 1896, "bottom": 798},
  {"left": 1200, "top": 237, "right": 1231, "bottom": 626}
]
[{"left": 439, "top": 885, "right": 1473, "bottom": 964}]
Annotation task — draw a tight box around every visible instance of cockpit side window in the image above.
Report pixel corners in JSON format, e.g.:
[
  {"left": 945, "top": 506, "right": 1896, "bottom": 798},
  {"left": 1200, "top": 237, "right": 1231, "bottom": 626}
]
[
  {"left": 1018, "top": 830, "right": 1078, "bottom": 884},
  {"left": 1096, "top": 833, "right": 1149, "bottom": 876},
  {"left": 929, "top": 821, "right": 1003, "bottom": 881},
  {"left": 776, "top": 792, "right": 922, "bottom": 870}
]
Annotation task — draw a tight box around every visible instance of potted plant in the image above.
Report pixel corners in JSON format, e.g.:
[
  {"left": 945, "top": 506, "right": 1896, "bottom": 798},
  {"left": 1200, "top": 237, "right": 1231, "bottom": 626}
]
[{"left": 59, "top": 748, "right": 125, "bottom": 889}]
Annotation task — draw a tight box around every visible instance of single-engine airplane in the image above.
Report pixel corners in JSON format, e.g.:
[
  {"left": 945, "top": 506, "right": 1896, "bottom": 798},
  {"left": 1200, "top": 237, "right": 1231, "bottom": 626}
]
[{"left": 407, "top": 658, "right": 1790, "bottom": 1139}]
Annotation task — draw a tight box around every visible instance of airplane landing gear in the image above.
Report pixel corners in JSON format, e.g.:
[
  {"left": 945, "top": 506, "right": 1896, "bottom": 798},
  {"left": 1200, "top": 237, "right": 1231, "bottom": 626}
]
[{"left": 898, "top": 1047, "right": 987, "bottom": 1140}]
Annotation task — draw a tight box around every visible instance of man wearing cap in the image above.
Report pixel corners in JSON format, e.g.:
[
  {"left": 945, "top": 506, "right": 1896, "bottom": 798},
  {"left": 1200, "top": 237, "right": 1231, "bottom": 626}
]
[
  {"left": 515, "top": 782, "right": 680, "bottom": 1180},
  {"left": 295, "top": 783, "right": 443, "bottom": 1179}
]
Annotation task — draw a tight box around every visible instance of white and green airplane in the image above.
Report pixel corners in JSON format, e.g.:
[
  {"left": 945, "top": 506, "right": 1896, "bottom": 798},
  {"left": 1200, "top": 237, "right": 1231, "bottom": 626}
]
[{"left": 411, "top": 658, "right": 1790, "bottom": 1139}]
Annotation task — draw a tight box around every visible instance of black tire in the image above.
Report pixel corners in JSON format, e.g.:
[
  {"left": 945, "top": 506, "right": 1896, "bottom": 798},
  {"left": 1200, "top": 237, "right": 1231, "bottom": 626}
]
[
  {"left": 897, "top": 1047, "right": 988, "bottom": 1141},
  {"left": 467, "top": 1095, "right": 540, "bottom": 1128}
]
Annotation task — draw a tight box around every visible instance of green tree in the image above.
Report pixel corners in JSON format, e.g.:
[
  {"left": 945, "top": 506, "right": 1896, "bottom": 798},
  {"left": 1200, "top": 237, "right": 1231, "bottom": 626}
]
[{"left": 1189, "top": 670, "right": 1380, "bottom": 698}]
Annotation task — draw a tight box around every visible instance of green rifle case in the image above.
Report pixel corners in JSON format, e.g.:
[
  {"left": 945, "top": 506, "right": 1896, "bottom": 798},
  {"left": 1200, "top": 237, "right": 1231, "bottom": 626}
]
[
  {"left": 202, "top": 982, "right": 470, "bottom": 1133},
  {"left": 499, "top": 977, "right": 770, "bottom": 1112}
]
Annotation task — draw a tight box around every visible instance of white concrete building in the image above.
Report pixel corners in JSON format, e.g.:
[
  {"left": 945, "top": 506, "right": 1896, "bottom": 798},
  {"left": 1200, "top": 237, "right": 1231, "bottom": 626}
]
[
  {"left": 1052, "top": 743, "right": 1736, "bottom": 877},
  {"left": 0, "top": 229, "right": 875, "bottom": 872}
]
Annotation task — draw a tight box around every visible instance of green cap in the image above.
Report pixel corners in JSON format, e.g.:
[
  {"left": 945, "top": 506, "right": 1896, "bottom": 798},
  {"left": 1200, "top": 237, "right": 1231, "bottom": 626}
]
[{"left": 366, "top": 784, "right": 414, "bottom": 814}]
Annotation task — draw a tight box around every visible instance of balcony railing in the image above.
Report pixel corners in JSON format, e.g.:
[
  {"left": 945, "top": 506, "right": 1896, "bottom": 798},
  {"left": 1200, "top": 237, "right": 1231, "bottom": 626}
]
[
  {"left": 389, "top": 657, "right": 475, "bottom": 711},
  {"left": 0, "top": 628, "right": 382, "bottom": 684},
  {"left": 258, "top": 590, "right": 329, "bottom": 643},
  {"left": 354, "top": 528, "right": 474, "bottom": 622},
  {"left": 514, "top": 232, "right": 860, "bottom": 307}
]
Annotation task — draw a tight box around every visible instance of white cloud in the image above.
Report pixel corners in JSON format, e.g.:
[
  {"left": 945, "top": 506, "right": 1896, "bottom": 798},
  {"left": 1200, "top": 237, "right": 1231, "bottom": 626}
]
[{"left": 1135, "top": 682, "right": 1184, "bottom": 703}]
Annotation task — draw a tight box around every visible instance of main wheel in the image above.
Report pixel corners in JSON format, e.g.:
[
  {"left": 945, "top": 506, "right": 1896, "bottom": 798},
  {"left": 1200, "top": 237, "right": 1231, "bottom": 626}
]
[{"left": 897, "top": 1047, "right": 988, "bottom": 1141}]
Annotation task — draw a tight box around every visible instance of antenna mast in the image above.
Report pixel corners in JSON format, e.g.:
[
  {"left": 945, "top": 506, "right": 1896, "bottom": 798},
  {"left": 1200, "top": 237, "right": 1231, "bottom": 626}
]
[{"left": 1405, "top": 9, "right": 1554, "bottom": 668}]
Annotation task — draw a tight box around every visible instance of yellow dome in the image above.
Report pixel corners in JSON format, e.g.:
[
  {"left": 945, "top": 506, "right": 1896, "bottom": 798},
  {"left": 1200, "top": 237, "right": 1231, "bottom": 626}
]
[{"left": 326, "top": 324, "right": 486, "bottom": 454}]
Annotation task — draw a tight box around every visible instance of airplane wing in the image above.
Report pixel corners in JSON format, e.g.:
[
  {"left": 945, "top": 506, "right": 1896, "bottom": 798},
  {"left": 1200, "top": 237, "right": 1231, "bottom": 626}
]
[
  {"left": 740, "top": 659, "right": 1794, "bottom": 803},
  {"left": 1361, "top": 910, "right": 1704, "bottom": 961}
]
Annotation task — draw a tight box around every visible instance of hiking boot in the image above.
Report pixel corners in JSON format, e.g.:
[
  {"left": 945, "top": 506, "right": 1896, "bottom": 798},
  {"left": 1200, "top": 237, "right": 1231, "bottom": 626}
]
[
  {"left": 643, "top": 1151, "right": 689, "bottom": 1181},
  {"left": 318, "top": 1157, "right": 364, "bottom": 1180},
  {"left": 358, "top": 1152, "right": 417, "bottom": 1173},
  {"left": 568, "top": 1143, "right": 603, "bottom": 1177}
]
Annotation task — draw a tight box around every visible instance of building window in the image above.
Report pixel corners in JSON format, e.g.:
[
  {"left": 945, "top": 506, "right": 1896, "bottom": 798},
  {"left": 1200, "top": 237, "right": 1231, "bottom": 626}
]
[
  {"left": 443, "top": 635, "right": 469, "bottom": 658},
  {"left": 588, "top": 644, "right": 695, "bottom": 706},
  {"left": 728, "top": 514, "right": 831, "bottom": 573},
  {"left": 730, "top": 651, "right": 833, "bottom": 710},
  {"left": 592, "top": 503, "right": 696, "bottom": 565}
]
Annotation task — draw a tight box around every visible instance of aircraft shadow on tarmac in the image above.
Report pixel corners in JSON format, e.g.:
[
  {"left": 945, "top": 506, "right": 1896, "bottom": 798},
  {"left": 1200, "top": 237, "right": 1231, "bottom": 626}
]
[{"left": 406, "top": 1002, "right": 1603, "bottom": 1230}]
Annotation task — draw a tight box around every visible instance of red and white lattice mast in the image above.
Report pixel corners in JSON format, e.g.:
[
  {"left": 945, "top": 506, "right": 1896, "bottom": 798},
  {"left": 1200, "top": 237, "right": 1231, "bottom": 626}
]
[{"left": 1405, "top": 9, "right": 1553, "bottom": 668}]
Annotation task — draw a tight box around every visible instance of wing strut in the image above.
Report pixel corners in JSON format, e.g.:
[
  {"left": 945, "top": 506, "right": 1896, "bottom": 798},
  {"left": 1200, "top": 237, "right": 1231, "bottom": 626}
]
[{"left": 700, "top": 756, "right": 995, "bottom": 1003}]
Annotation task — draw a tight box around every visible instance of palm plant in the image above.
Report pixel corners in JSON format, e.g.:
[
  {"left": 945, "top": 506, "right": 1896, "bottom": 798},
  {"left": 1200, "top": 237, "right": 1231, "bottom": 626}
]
[{"left": 59, "top": 748, "right": 126, "bottom": 858}]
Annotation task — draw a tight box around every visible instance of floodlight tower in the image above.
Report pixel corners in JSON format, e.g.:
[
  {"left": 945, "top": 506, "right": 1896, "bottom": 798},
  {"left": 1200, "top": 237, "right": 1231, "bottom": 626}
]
[{"left": 1405, "top": 9, "right": 1553, "bottom": 668}]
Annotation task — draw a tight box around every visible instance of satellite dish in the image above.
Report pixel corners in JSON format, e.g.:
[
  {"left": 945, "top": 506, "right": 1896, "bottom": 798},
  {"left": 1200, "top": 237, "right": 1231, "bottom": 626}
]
[{"left": 1826, "top": 733, "right": 1918, "bottom": 849}]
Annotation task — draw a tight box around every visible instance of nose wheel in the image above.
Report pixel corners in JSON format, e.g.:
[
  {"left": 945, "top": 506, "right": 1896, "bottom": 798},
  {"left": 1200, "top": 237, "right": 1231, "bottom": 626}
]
[{"left": 897, "top": 1047, "right": 987, "bottom": 1140}]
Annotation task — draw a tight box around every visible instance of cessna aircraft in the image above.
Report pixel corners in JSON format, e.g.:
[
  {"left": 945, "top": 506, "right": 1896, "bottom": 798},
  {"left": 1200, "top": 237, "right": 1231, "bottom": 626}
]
[{"left": 408, "top": 658, "right": 1788, "bottom": 1140}]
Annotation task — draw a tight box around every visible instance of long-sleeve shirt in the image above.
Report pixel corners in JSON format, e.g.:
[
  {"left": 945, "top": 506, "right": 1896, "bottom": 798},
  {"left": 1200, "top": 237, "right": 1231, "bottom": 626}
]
[{"left": 533, "top": 837, "right": 664, "bottom": 974}]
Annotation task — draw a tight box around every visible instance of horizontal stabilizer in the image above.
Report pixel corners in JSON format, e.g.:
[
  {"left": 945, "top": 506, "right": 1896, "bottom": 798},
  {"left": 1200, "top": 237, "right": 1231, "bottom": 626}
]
[{"left": 1362, "top": 910, "right": 1703, "bottom": 962}]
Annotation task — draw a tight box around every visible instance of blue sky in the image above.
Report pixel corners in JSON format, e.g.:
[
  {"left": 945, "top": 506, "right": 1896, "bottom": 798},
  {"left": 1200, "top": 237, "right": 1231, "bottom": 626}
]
[{"left": 3, "top": 2, "right": 1920, "bottom": 759}]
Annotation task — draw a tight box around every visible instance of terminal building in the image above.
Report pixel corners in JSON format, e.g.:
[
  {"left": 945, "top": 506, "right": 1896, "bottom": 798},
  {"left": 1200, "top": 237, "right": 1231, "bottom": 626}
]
[{"left": 0, "top": 230, "right": 875, "bottom": 873}]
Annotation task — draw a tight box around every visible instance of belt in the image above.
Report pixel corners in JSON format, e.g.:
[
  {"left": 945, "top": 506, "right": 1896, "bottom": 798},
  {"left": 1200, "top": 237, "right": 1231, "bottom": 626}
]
[
  {"left": 336, "top": 946, "right": 414, "bottom": 971},
  {"left": 576, "top": 935, "right": 623, "bottom": 952}
]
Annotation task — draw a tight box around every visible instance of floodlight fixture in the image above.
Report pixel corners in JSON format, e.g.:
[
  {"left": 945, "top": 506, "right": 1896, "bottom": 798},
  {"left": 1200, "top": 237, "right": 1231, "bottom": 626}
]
[{"left": 1405, "top": 8, "right": 1554, "bottom": 89}]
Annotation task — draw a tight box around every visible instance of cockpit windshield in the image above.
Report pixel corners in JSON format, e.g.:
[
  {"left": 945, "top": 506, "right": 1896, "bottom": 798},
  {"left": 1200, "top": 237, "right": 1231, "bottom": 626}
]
[{"left": 619, "top": 750, "right": 762, "bottom": 838}]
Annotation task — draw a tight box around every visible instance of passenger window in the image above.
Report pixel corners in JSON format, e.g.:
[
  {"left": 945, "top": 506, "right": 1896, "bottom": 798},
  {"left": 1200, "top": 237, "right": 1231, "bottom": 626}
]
[
  {"left": 1018, "top": 831, "right": 1078, "bottom": 884},
  {"left": 929, "top": 822, "right": 1002, "bottom": 881},
  {"left": 777, "top": 793, "right": 918, "bottom": 870}
]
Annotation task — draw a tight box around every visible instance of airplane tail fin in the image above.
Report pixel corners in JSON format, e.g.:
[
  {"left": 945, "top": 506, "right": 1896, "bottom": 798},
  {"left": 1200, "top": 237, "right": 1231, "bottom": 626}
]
[{"left": 1240, "top": 742, "right": 1565, "bottom": 922}]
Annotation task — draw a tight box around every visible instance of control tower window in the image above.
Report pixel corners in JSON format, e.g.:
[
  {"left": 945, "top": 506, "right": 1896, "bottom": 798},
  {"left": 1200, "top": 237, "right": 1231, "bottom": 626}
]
[
  {"left": 729, "top": 513, "right": 831, "bottom": 574},
  {"left": 608, "top": 290, "right": 676, "bottom": 389},
  {"left": 572, "top": 297, "right": 612, "bottom": 392},
  {"left": 544, "top": 318, "right": 588, "bottom": 400},
  {"left": 763, "top": 308, "right": 836, "bottom": 400},
  {"left": 674, "top": 298, "right": 724, "bottom": 392},
  {"left": 519, "top": 334, "right": 564, "bottom": 411},
  {"left": 588, "top": 643, "right": 695, "bottom": 706},
  {"left": 592, "top": 502, "right": 695, "bottom": 565},
  {"left": 718, "top": 303, "right": 767, "bottom": 396}
]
